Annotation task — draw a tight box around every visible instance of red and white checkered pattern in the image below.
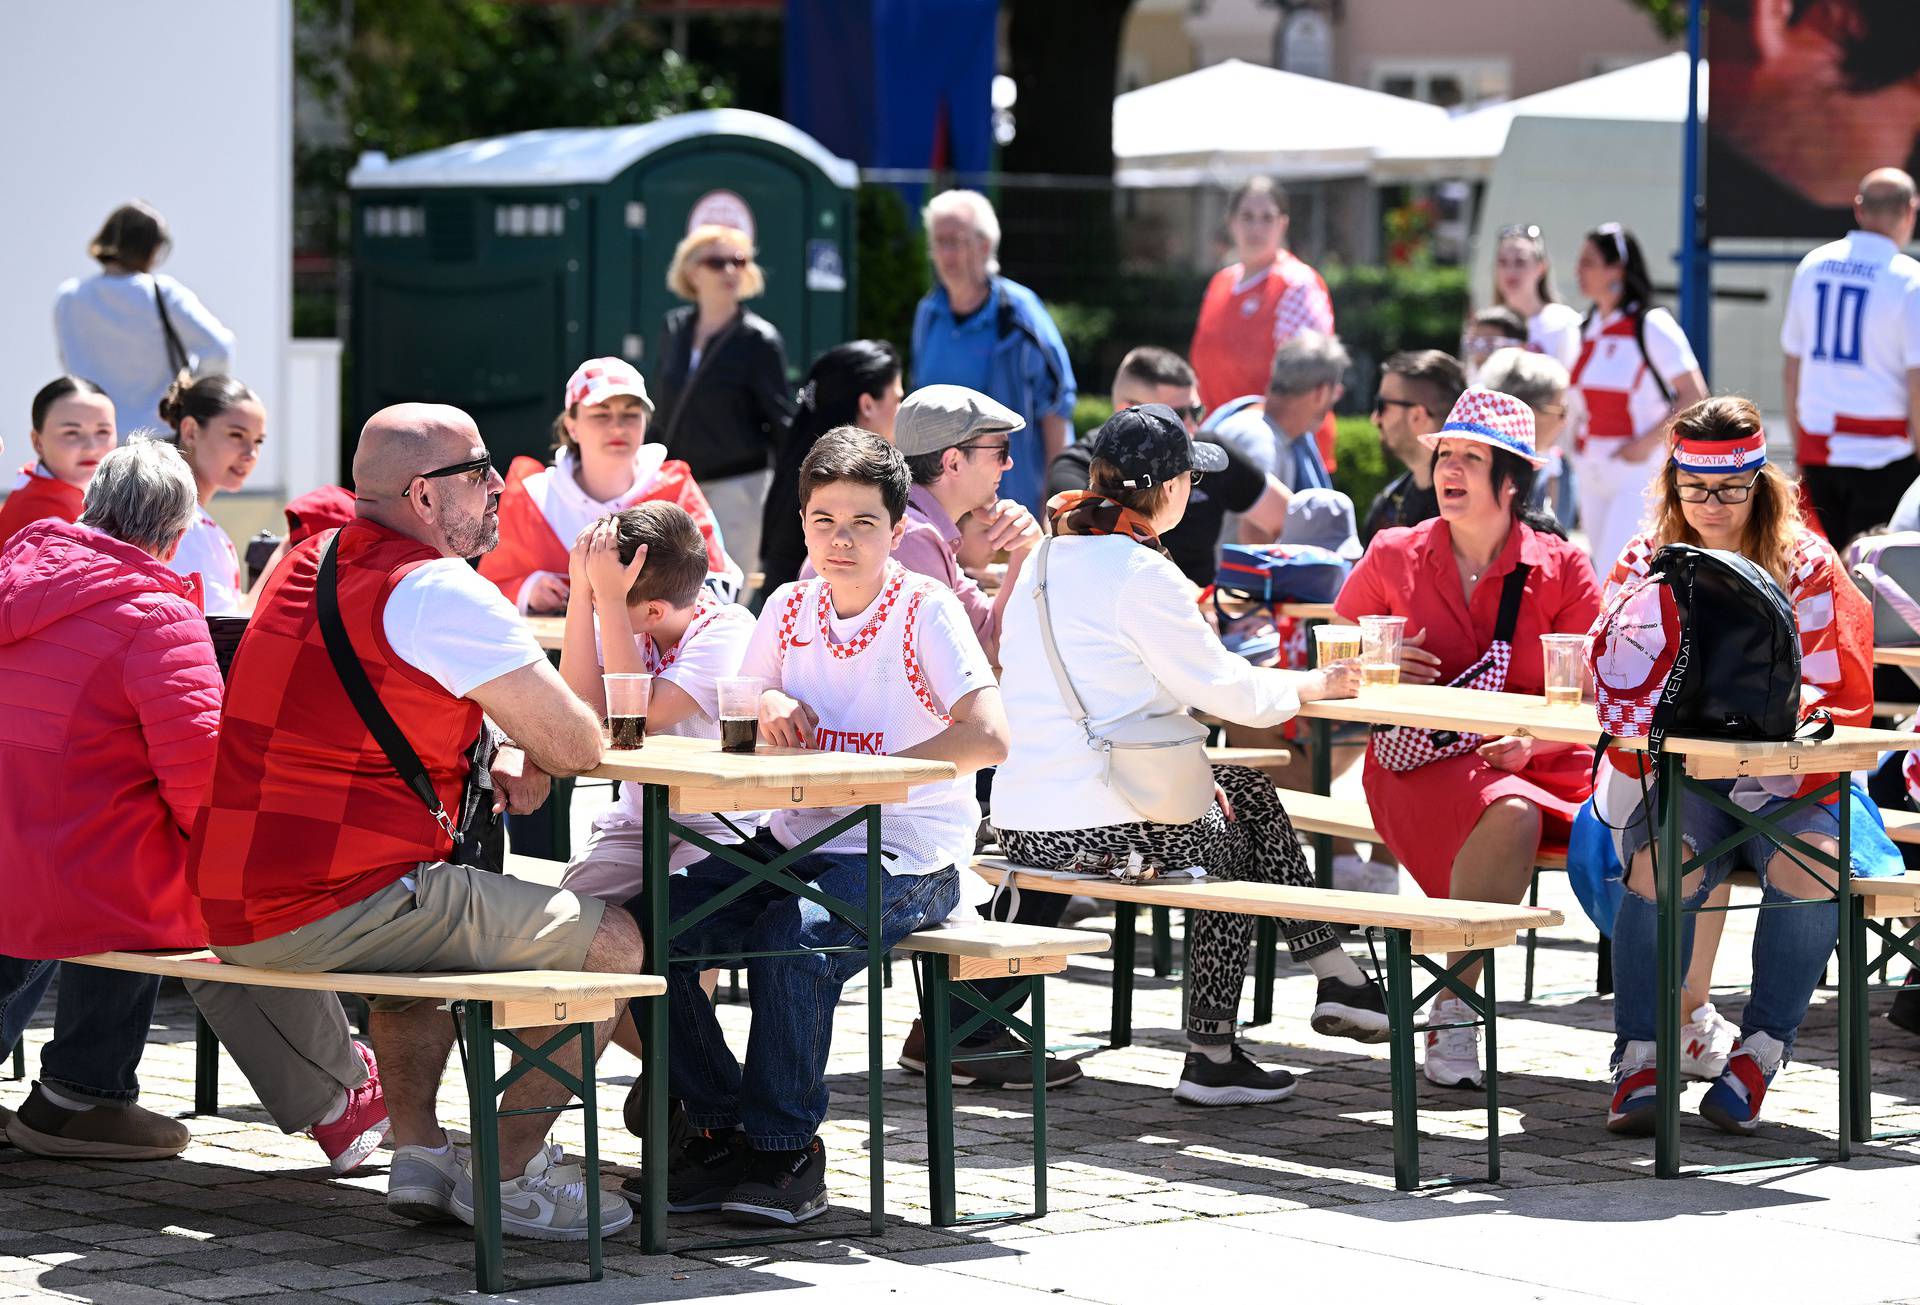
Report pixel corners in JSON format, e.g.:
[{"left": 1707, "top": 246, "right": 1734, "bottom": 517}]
[
  {"left": 1367, "top": 638, "right": 1513, "bottom": 772},
  {"left": 1271, "top": 253, "right": 1335, "bottom": 347},
  {"left": 1420, "top": 386, "right": 1544, "bottom": 466},
  {"left": 565, "top": 356, "right": 652, "bottom": 412}
]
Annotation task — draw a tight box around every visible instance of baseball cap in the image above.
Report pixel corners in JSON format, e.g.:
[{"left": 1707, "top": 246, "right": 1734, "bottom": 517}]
[
  {"left": 1088, "top": 404, "right": 1228, "bottom": 489},
  {"left": 893, "top": 384, "right": 1025, "bottom": 457},
  {"left": 565, "top": 357, "right": 653, "bottom": 413},
  {"left": 1280, "top": 488, "right": 1363, "bottom": 560}
]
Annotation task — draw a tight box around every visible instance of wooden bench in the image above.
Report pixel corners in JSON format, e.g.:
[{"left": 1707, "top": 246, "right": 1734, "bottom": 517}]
[
  {"left": 973, "top": 857, "right": 1562, "bottom": 1191},
  {"left": 63, "top": 948, "right": 662, "bottom": 1294},
  {"left": 895, "top": 921, "right": 1108, "bottom": 1225}
]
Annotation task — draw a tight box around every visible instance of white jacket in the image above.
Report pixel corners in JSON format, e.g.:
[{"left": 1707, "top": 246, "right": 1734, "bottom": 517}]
[{"left": 990, "top": 533, "right": 1301, "bottom": 831}]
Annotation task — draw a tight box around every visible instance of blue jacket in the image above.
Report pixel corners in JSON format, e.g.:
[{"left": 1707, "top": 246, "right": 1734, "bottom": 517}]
[{"left": 912, "top": 276, "right": 1077, "bottom": 513}]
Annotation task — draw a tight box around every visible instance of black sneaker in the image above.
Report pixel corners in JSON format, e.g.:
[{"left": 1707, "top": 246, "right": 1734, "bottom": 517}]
[
  {"left": 952, "top": 1029, "right": 1085, "bottom": 1090},
  {"left": 720, "top": 1138, "right": 829, "bottom": 1226},
  {"left": 1172, "top": 1046, "right": 1297, "bottom": 1107},
  {"left": 1891, "top": 971, "right": 1920, "bottom": 1037},
  {"left": 1310, "top": 974, "right": 1391, "bottom": 1044},
  {"left": 623, "top": 1128, "right": 751, "bottom": 1213}
]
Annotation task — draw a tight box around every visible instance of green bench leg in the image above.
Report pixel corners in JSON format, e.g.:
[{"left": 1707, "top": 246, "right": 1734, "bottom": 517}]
[
  {"left": 1151, "top": 907, "right": 1173, "bottom": 978},
  {"left": 1523, "top": 872, "right": 1540, "bottom": 1003},
  {"left": 1384, "top": 930, "right": 1502, "bottom": 1191},
  {"left": 193, "top": 1011, "right": 219, "bottom": 1116},
  {"left": 1110, "top": 902, "right": 1135, "bottom": 1048},
  {"left": 1250, "top": 918, "right": 1278, "bottom": 1026}
]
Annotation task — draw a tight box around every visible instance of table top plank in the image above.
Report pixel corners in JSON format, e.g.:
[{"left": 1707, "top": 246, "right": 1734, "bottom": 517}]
[
  {"left": 586, "top": 733, "right": 956, "bottom": 791},
  {"left": 1874, "top": 646, "right": 1920, "bottom": 669},
  {"left": 527, "top": 614, "right": 567, "bottom": 651},
  {"left": 68, "top": 951, "right": 665, "bottom": 1004}
]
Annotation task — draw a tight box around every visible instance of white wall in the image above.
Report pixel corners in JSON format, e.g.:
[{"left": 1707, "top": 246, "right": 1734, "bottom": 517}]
[{"left": 0, "top": 0, "right": 300, "bottom": 494}]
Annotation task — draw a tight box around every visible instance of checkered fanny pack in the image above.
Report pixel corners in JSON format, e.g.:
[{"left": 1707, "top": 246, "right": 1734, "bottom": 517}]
[{"left": 1367, "top": 565, "right": 1530, "bottom": 773}]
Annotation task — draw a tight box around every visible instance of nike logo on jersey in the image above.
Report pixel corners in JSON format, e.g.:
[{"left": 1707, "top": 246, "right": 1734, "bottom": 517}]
[{"left": 788, "top": 636, "right": 813, "bottom": 646}]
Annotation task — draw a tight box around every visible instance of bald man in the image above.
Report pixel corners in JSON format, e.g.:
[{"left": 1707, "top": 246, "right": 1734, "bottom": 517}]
[
  {"left": 186, "top": 404, "right": 643, "bottom": 1242},
  {"left": 1783, "top": 167, "right": 1920, "bottom": 548}
]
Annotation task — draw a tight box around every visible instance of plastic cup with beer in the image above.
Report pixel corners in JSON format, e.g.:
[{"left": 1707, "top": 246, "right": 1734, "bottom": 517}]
[
  {"left": 1311, "top": 624, "right": 1364, "bottom": 667},
  {"left": 603, "top": 673, "right": 653, "bottom": 748},
  {"left": 1358, "top": 615, "right": 1406, "bottom": 687},
  {"left": 1540, "top": 634, "right": 1588, "bottom": 707},
  {"left": 716, "top": 676, "right": 762, "bottom": 754}
]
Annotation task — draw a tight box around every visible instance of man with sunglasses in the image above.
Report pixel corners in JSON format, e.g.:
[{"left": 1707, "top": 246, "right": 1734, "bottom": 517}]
[
  {"left": 1360, "top": 349, "right": 1466, "bottom": 545},
  {"left": 188, "top": 403, "right": 646, "bottom": 1242}
]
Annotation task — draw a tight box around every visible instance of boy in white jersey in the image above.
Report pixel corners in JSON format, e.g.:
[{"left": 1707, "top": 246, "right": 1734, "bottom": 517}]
[{"left": 662, "top": 428, "right": 1008, "bottom": 1227}]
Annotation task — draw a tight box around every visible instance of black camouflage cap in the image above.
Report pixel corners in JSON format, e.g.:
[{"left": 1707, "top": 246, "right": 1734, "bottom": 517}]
[{"left": 1087, "top": 403, "right": 1228, "bottom": 489}]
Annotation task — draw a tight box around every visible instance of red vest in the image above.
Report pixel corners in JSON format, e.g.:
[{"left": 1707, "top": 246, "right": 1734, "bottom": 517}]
[
  {"left": 187, "top": 521, "right": 483, "bottom": 945},
  {"left": 0, "top": 465, "right": 84, "bottom": 551}
]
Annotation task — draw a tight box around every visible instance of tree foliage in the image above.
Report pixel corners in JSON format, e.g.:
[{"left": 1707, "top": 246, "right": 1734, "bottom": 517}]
[{"left": 1624, "top": 0, "right": 1688, "bottom": 39}]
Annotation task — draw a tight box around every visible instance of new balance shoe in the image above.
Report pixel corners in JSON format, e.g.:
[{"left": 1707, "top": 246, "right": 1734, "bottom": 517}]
[
  {"left": 311, "top": 1041, "right": 389, "bottom": 1175},
  {"left": 1310, "top": 975, "right": 1391, "bottom": 1043},
  {"left": 1422, "top": 997, "right": 1484, "bottom": 1089},
  {"left": 721, "top": 1138, "right": 829, "bottom": 1226},
  {"left": 387, "top": 1142, "right": 468, "bottom": 1223},
  {"left": 5, "top": 1083, "right": 188, "bottom": 1160},
  {"left": 1172, "top": 1046, "right": 1297, "bottom": 1106},
  {"left": 1699, "top": 1031, "right": 1786, "bottom": 1135},
  {"left": 1607, "top": 1040, "right": 1659, "bottom": 1136},
  {"left": 1889, "top": 970, "right": 1920, "bottom": 1037},
  {"left": 450, "top": 1142, "right": 633, "bottom": 1241},
  {"left": 1679, "top": 1002, "right": 1738, "bottom": 1081}
]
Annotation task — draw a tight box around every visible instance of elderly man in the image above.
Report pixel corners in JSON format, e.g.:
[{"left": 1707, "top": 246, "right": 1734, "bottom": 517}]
[
  {"left": 0, "top": 440, "right": 384, "bottom": 1169},
  {"left": 1361, "top": 349, "right": 1467, "bottom": 544},
  {"left": 1783, "top": 166, "right": 1920, "bottom": 549},
  {"left": 1206, "top": 330, "right": 1349, "bottom": 502},
  {"left": 911, "top": 189, "right": 1077, "bottom": 515},
  {"left": 186, "top": 404, "right": 645, "bottom": 1242}
]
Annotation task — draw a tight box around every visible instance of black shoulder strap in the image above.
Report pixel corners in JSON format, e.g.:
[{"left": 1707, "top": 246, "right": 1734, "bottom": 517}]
[
  {"left": 153, "top": 277, "right": 189, "bottom": 376},
  {"left": 1631, "top": 308, "right": 1675, "bottom": 406},
  {"left": 1493, "top": 563, "right": 1531, "bottom": 644},
  {"left": 316, "top": 531, "right": 455, "bottom": 836}
]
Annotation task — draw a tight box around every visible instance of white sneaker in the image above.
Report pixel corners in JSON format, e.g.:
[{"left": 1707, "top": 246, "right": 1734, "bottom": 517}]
[
  {"left": 450, "top": 1142, "right": 633, "bottom": 1242},
  {"left": 387, "top": 1142, "right": 469, "bottom": 1223},
  {"left": 1680, "top": 1002, "right": 1738, "bottom": 1081},
  {"left": 1423, "top": 997, "right": 1484, "bottom": 1089}
]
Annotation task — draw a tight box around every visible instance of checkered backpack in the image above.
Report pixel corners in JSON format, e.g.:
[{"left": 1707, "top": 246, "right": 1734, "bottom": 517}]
[
  {"left": 1367, "top": 565, "right": 1530, "bottom": 772},
  {"left": 1587, "top": 543, "right": 1817, "bottom": 776}
]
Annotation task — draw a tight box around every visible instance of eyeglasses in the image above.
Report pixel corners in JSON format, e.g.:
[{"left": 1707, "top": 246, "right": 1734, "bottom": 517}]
[
  {"left": 1372, "top": 397, "right": 1424, "bottom": 416},
  {"left": 1675, "top": 475, "right": 1760, "bottom": 505},
  {"left": 1189, "top": 470, "right": 1207, "bottom": 489},
  {"left": 956, "top": 440, "right": 1013, "bottom": 467},
  {"left": 1536, "top": 404, "right": 1568, "bottom": 419},
  {"left": 403, "top": 455, "right": 493, "bottom": 498},
  {"left": 1181, "top": 402, "right": 1206, "bottom": 422},
  {"left": 698, "top": 253, "right": 749, "bottom": 271},
  {"left": 1498, "top": 223, "right": 1542, "bottom": 242}
]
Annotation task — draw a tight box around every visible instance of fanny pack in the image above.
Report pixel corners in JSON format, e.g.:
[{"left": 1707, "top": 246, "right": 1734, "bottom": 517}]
[
  {"left": 1367, "top": 565, "right": 1529, "bottom": 772},
  {"left": 316, "top": 532, "right": 504, "bottom": 873}
]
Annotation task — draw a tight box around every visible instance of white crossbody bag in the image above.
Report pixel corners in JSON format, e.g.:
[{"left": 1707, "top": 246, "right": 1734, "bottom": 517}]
[{"left": 1030, "top": 536, "right": 1214, "bottom": 825}]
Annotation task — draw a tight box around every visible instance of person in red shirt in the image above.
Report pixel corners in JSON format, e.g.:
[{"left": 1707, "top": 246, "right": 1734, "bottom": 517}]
[
  {"left": 1189, "top": 178, "right": 1338, "bottom": 468},
  {"left": 0, "top": 377, "right": 115, "bottom": 549},
  {"left": 1336, "top": 387, "right": 1602, "bottom": 1090}
]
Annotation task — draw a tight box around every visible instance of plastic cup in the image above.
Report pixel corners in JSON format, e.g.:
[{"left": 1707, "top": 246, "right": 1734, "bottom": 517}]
[
  {"left": 1358, "top": 615, "right": 1405, "bottom": 687},
  {"left": 1312, "top": 624, "right": 1363, "bottom": 666},
  {"left": 603, "top": 673, "right": 653, "bottom": 749},
  {"left": 1541, "top": 634, "right": 1588, "bottom": 707},
  {"left": 716, "top": 676, "right": 762, "bottom": 753}
]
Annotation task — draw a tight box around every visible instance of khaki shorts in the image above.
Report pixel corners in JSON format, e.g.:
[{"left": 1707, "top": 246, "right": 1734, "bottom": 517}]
[{"left": 215, "top": 862, "right": 607, "bottom": 1011}]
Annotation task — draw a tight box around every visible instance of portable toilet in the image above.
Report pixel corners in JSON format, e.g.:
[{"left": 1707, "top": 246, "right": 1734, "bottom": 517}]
[{"left": 347, "top": 109, "right": 858, "bottom": 469}]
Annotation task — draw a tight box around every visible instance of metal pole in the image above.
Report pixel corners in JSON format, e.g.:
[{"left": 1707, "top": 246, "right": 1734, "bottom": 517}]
[
  {"left": 1386, "top": 929, "right": 1419, "bottom": 1190},
  {"left": 1030, "top": 978, "right": 1048, "bottom": 1217},
  {"left": 866, "top": 804, "right": 886, "bottom": 1237},
  {"left": 923, "top": 958, "right": 957, "bottom": 1226},
  {"left": 1836, "top": 782, "right": 1854, "bottom": 1160},
  {"left": 1680, "top": 0, "right": 1710, "bottom": 378},
  {"left": 1655, "top": 754, "right": 1684, "bottom": 1177},
  {"left": 460, "top": 1002, "right": 504, "bottom": 1295},
  {"left": 639, "top": 784, "right": 672, "bottom": 1253},
  {"left": 1110, "top": 903, "right": 1135, "bottom": 1048}
]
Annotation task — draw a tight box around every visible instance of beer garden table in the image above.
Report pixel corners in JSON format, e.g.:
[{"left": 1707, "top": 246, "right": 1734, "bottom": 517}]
[
  {"left": 1295, "top": 682, "right": 1917, "bottom": 1178},
  {"left": 583, "top": 735, "right": 955, "bottom": 1249}
]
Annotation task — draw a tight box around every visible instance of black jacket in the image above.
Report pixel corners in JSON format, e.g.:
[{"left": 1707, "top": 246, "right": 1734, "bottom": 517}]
[{"left": 650, "top": 306, "right": 794, "bottom": 482}]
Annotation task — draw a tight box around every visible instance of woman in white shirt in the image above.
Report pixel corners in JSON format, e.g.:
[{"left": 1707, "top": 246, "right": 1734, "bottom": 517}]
[
  {"left": 1490, "top": 224, "right": 1585, "bottom": 530},
  {"left": 991, "top": 404, "right": 1372, "bottom": 1108},
  {"left": 54, "top": 202, "right": 234, "bottom": 441},
  {"left": 158, "top": 375, "right": 264, "bottom": 616}
]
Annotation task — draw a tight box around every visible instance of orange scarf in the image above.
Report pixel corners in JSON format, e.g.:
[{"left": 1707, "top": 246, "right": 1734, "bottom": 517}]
[{"left": 1045, "top": 490, "right": 1167, "bottom": 555}]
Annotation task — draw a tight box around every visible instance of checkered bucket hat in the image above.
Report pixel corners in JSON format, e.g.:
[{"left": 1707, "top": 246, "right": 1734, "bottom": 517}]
[{"left": 1419, "top": 386, "right": 1546, "bottom": 467}]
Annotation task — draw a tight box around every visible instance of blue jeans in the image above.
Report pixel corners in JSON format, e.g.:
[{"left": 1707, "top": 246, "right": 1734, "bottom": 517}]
[
  {"left": 651, "top": 831, "right": 960, "bottom": 1150},
  {"left": 1612, "top": 782, "right": 1841, "bottom": 1059},
  {"left": 0, "top": 958, "right": 156, "bottom": 1105}
]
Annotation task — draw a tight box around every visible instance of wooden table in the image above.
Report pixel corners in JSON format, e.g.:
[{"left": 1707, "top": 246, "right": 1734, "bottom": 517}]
[
  {"left": 1875, "top": 645, "right": 1920, "bottom": 668},
  {"left": 583, "top": 735, "right": 955, "bottom": 1250},
  {"left": 526, "top": 614, "right": 566, "bottom": 652},
  {"left": 1296, "top": 682, "right": 1919, "bottom": 1178}
]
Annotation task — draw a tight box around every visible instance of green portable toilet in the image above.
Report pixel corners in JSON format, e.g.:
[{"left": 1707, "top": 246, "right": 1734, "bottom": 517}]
[{"left": 347, "top": 109, "right": 857, "bottom": 470}]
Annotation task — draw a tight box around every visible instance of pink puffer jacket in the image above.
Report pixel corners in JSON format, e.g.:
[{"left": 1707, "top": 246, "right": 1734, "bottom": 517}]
[{"left": 0, "top": 519, "right": 221, "bottom": 957}]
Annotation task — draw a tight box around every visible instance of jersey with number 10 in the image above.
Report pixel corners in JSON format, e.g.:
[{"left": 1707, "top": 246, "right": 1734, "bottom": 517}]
[{"left": 1781, "top": 230, "right": 1920, "bottom": 468}]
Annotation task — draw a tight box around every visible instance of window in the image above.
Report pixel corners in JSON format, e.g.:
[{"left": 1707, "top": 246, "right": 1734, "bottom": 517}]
[{"left": 1371, "top": 59, "right": 1510, "bottom": 110}]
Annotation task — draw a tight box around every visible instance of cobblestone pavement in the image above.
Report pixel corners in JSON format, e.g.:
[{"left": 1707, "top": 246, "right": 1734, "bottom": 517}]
[{"left": 4, "top": 868, "right": 1919, "bottom": 1303}]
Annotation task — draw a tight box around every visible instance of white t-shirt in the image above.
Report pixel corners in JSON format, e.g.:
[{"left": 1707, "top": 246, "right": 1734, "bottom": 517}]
[
  {"left": 740, "top": 567, "right": 993, "bottom": 884},
  {"left": 1528, "top": 302, "right": 1583, "bottom": 371},
  {"left": 600, "top": 601, "right": 765, "bottom": 851},
  {"left": 1572, "top": 306, "right": 1698, "bottom": 443},
  {"left": 382, "top": 558, "right": 546, "bottom": 697},
  {"left": 168, "top": 507, "right": 243, "bottom": 616},
  {"left": 1781, "top": 230, "right": 1920, "bottom": 468}
]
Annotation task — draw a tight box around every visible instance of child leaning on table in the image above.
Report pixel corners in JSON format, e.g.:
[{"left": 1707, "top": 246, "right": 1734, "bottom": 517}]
[{"left": 555, "top": 501, "right": 764, "bottom": 897}]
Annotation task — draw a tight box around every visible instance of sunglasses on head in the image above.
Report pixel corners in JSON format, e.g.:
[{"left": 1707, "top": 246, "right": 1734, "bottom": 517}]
[
  {"left": 403, "top": 455, "right": 492, "bottom": 498},
  {"left": 699, "top": 252, "right": 749, "bottom": 271},
  {"left": 1595, "top": 222, "right": 1629, "bottom": 263},
  {"left": 1498, "top": 223, "right": 1542, "bottom": 242}
]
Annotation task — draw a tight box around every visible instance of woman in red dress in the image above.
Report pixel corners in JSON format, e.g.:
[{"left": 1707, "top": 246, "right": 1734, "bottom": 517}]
[{"left": 1336, "top": 387, "right": 1603, "bottom": 1089}]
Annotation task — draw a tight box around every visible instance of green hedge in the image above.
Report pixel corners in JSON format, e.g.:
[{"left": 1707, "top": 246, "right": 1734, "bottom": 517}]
[{"left": 1332, "top": 415, "right": 1392, "bottom": 520}]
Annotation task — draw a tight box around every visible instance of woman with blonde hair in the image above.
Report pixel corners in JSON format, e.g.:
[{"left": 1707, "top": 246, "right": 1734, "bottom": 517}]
[
  {"left": 648, "top": 224, "right": 793, "bottom": 574},
  {"left": 1602, "top": 395, "right": 1873, "bottom": 1138}
]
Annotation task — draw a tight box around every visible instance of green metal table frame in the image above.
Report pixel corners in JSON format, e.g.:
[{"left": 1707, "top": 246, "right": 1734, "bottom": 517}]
[
  {"left": 915, "top": 956, "right": 1053, "bottom": 1223},
  {"left": 1842, "top": 885, "right": 1920, "bottom": 1144},
  {"left": 1648, "top": 756, "right": 1855, "bottom": 1176},
  {"left": 632, "top": 783, "right": 890, "bottom": 1253}
]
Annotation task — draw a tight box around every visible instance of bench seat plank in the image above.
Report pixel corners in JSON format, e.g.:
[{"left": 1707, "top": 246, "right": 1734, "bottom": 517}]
[
  {"left": 971, "top": 859, "right": 1563, "bottom": 936},
  {"left": 896, "top": 921, "right": 1108, "bottom": 960},
  {"left": 67, "top": 951, "right": 664, "bottom": 1006},
  {"left": 1276, "top": 791, "right": 1567, "bottom": 869}
]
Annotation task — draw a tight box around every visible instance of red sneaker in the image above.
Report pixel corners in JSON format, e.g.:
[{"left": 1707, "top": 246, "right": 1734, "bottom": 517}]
[{"left": 312, "top": 1041, "right": 390, "bottom": 1175}]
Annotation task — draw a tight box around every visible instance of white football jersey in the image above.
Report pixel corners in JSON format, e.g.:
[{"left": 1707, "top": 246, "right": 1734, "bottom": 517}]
[{"left": 1781, "top": 230, "right": 1920, "bottom": 468}]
